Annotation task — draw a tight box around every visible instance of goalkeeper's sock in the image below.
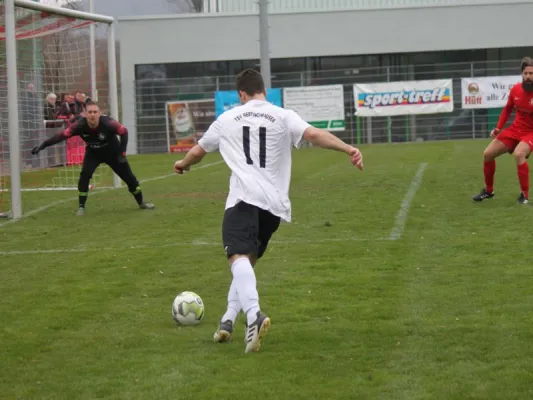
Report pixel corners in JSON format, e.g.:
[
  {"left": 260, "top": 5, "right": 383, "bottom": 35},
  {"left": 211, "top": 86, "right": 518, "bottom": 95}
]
[
  {"left": 79, "top": 192, "right": 88, "bottom": 208},
  {"left": 131, "top": 186, "right": 143, "bottom": 205}
]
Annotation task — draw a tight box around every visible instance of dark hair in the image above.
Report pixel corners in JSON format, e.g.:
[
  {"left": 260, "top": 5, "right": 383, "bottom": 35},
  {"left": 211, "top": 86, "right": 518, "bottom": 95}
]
[
  {"left": 85, "top": 100, "right": 99, "bottom": 108},
  {"left": 521, "top": 57, "right": 533, "bottom": 72},
  {"left": 236, "top": 68, "right": 265, "bottom": 96}
]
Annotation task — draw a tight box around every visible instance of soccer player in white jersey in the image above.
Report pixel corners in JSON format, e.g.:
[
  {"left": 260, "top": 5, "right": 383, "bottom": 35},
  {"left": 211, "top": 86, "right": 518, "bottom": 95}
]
[{"left": 174, "top": 69, "right": 363, "bottom": 353}]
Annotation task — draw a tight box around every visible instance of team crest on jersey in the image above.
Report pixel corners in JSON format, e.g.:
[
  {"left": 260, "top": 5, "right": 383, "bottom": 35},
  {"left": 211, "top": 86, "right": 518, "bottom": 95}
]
[{"left": 98, "top": 132, "right": 106, "bottom": 141}]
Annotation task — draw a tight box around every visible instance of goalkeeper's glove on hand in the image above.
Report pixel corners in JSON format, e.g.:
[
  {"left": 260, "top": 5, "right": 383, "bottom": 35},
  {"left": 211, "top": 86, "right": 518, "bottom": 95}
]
[{"left": 31, "top": 144, "right": 43, "bottom": 155}]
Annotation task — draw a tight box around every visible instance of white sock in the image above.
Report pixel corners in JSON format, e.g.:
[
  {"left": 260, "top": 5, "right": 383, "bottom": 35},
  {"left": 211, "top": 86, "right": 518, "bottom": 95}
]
[
  {"left": 221, "top": 278, "right": 241, "bottom": 323},
  {"left": 231, "top": 257, "right": 260, "bottom": 326}
]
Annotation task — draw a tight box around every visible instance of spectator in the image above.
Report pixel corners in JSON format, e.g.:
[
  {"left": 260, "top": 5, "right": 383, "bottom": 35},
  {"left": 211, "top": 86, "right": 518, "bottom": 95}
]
[
  {"left": 44, "top": 92, "right": 59, "bottom": 127},
  {"left": 21, "top": 83, "right": 39, "bottom": 120},
  {"left": 56, "top": 93, "right": 86, "bottom": 166},
  {"left": 57, "top": 94, "right": 80, "bottom": 122},
  {"left": 20, "top": 82, "right": 42, "bottom": 168},
  {"left": 75, "top": 91, "right": 87, "bottom": 117}
]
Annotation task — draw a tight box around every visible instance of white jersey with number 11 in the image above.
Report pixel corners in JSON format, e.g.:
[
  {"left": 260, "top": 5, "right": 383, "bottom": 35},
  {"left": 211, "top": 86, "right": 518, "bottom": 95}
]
[{"left": 198, "top": 99, "right": 311, "bottom": 222}]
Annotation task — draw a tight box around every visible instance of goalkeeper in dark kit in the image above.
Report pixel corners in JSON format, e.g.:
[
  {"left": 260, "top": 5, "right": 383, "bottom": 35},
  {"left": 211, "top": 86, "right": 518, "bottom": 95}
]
[{"left": 32, "top": 101, "right": 155, "bottom": 216}]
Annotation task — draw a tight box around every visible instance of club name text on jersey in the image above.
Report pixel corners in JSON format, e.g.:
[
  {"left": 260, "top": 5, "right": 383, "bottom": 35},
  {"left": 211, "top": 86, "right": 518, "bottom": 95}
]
[{"left": 234, "top": 112, "right": 276, "bottom": 123}]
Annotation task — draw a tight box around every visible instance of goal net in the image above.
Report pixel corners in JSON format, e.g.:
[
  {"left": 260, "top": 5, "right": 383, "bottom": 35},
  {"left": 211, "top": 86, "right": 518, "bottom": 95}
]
[{"left": 0, "top": 0, "right": 118, "bottom": 217}]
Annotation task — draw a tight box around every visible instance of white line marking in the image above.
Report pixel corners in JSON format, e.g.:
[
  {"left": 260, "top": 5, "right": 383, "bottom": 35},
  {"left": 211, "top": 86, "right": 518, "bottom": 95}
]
[
  {"left": 194, "top": 161, "right": 225, "bottom": 170},
  {"left": 0, "top": 160, "right": 224, "bottom": 228},
  {"left": 0, "top": 236, "right": 385, "bottom": 256},
  {"left": 388, "top": 162, "right": 428, "bottom": 241}
]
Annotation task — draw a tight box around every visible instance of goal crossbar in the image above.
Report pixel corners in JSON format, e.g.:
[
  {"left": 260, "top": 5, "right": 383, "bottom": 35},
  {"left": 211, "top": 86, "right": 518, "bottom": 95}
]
[
  {"left": 13, "top": 0, "right": 115, "bottom": 24},
  {"left": 3, "top": 0, "right": 120, "bottom": 219}
]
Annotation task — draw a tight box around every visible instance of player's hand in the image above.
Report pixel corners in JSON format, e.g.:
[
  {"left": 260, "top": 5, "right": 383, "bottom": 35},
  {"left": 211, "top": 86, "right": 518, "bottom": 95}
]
[
  {"left": 174, "top": 160, "right": 190, "bottom": 175},
  {"left": 348, "top": 146, "right": 364, "bottom": 171},
  {"left": 490, "top": 128, "right": 500, "bottom": 138},
  {"left": 31, "top": 145, "right": 41, "bottom": 155},
  {"left": 118, "top": 153, "right": 127, "bottom": 163}
]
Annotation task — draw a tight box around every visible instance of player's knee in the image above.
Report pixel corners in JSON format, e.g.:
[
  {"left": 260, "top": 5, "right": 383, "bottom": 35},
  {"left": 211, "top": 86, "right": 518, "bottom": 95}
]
[
  {"left": 227, "top": 254, "right": 253, "bottom": 267},
  {"left": 513, "top": 150, "right": 529, "bottom": 163},
  {"left": 483, "top": 148, "right": 496, "bottom": 161},
  {"left": 249, "top": 255, "right": 258, "bottom": 267}
]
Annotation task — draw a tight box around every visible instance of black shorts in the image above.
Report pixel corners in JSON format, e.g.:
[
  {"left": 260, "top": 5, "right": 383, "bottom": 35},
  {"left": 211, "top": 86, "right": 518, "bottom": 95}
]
[{"left": 222, "top": 201, "right": 281, "bottom": 260}]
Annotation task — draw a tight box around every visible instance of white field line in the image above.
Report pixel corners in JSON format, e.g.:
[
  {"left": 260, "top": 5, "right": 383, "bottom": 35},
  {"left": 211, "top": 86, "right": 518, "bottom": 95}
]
[
  {"left": 0, "top": 236, "right": 386, "bottom": 256},
  {"left": 388, "top": 162, "right": 428, "bottom": 241},
  {"left": 1, "top": 158, "right": 417, "bottom": 253},
  {"left": 0, "top": 160, "right": 224, "bottom": 228}
]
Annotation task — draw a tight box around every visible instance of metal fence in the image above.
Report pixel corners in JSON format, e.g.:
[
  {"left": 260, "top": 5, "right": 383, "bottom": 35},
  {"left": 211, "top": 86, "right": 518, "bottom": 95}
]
[{"left": 133, "top": 58, "right": 522, "bottom": 154}]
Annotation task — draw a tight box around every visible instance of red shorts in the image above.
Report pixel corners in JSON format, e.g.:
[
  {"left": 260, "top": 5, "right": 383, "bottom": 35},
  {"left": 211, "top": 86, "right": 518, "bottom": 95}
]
[{"left": 496, "top": 127, "right": 533, "bottom": 152}]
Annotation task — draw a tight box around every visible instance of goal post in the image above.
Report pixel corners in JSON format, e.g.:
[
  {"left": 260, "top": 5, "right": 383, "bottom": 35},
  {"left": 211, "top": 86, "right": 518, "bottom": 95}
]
[{"left": 1, "top": 0, "right": 120, "bottom": 220}]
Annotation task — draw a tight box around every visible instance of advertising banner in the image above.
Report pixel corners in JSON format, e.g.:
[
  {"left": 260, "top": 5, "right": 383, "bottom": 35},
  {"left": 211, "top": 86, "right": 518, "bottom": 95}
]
[
  {"left": 461, "top": 75, "right": 521, "bottom": 109},
  {"left": 283, "top": 85, "right": 345, "bottom": 131},
  {"left": 353, "top": 79, "right": 454, "bottom": 116},
  {"left": 165, "top": 99, "right": 215, "bottom": 153},
  {"left": 214, "top": 88, "right": 282, "bottom": 117}
]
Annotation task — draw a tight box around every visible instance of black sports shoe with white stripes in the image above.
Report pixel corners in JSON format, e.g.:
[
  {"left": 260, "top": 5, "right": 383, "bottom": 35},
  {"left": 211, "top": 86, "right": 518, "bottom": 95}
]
[
  {"left": 244, "top": 311, "right": 271, "bottom": 353},
  {"left": 517, "top": 192, "right": 529, "bottom": 204},
  {"left": 472, "top": 188, "right": 494, "bottom": 202}
]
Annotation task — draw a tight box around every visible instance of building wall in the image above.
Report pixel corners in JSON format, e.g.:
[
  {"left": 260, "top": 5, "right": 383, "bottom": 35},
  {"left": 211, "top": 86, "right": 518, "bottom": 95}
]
[
  {"left": 118, "top": 1, "right": 533, "bottom": 153},
  {"left": 204, "top": 0, "right": 527, "bottom": 13}
]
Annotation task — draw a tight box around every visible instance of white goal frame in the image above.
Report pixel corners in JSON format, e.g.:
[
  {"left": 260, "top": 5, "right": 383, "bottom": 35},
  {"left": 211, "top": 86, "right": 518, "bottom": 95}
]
[{"left": 4, "top": 0, "right": 120, "bottom": 219}]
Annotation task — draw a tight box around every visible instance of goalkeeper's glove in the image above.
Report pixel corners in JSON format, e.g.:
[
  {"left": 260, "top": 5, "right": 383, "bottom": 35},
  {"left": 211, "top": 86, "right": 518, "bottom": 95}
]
[
  {"left": 31, "top": 144, "right": 44, "bottom": 155},
  {"left": 118, "top": 152, "right": 127, "bottom": 163}
]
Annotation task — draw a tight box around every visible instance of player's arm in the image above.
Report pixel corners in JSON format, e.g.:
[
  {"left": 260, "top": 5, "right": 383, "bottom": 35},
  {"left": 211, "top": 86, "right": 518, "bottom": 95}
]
[
  {"left": 174, "top": 145, "right": 207, "bottom": 174},
  {"left": 303, "top": 126, "right": 352, "bottom": 153},
  {"left": 31, "top": 122, "right": 79, "bottom": 154},
  {"left": 303, "top": 127, "right": 363, "bottom": 170},
  {"left": 174, "top": 119, "right": 221, "bottom": 174},
  {"left": 493, "top": 87, "right": 516, "bottom": 136},
  {"left": 107, "top": 118, "right": 129, "bottom": 155},
  {"left": 287, "top": 110, "right": 363, "bottom": 170}
]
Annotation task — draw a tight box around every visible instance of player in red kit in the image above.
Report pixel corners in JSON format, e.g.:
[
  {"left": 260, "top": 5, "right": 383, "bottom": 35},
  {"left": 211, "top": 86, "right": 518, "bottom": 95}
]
[{"left": 473, "top": 57, "right": 533, "bottom": 204}]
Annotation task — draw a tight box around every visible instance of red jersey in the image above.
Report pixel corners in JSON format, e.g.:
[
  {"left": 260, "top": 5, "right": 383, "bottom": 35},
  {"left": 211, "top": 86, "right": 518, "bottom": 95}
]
[{"left": 497, "top": 83, "right": 533, "bottom": 132}]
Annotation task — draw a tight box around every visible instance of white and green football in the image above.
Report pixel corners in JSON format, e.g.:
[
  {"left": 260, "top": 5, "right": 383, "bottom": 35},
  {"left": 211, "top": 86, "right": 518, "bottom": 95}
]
[{"left": 171, "top": 291, "right": 205, "bottom": 326}]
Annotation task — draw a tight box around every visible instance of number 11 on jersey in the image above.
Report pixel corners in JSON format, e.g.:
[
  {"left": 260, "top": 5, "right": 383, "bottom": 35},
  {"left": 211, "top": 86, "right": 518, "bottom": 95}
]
[{"left": 242, "top": 126, "right": 266, "bottom": 168}]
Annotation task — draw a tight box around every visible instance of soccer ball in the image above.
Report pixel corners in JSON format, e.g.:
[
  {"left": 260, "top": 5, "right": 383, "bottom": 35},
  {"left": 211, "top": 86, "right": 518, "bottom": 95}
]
[{"left": 172, "top": 291, "right": 205, "bottom": 326}]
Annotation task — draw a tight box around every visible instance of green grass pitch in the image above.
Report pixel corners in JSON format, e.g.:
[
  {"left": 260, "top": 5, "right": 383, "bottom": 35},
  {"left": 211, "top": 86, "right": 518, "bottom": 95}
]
[{"left": 1, "top": 139, "right": 533, "bottom": 399}]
